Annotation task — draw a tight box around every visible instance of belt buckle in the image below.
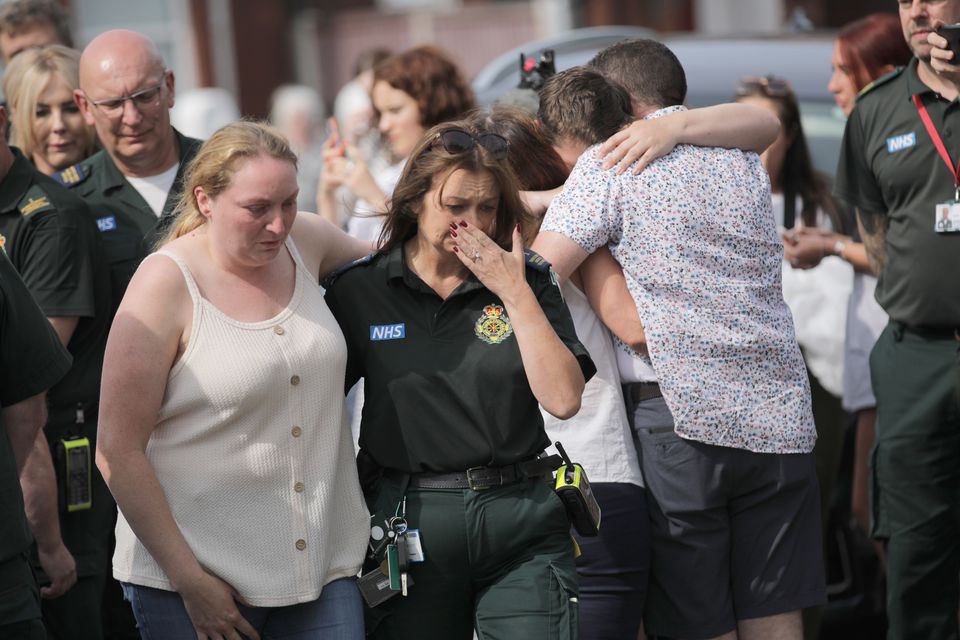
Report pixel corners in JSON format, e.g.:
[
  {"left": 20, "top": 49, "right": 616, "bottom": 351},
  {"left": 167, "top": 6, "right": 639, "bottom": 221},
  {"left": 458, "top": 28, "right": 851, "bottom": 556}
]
[{"left": 466, "top": 466, "right": 499, "bottom": 491}]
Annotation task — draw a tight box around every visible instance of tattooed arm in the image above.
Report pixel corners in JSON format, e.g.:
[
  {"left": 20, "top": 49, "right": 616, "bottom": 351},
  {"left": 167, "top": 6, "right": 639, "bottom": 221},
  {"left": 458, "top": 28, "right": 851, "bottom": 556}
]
[{"left": 856, "top": 208, "right": 888, "bottom": 275}]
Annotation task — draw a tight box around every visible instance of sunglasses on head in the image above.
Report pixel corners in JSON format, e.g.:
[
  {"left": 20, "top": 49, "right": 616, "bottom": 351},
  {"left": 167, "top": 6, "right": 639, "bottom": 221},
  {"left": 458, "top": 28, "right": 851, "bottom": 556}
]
[
  {"left": 735, "top": 75, "right": 793, "bottom": 98},
  {"left": 434, "top": 129, "right": 509, "bottom": 160}
]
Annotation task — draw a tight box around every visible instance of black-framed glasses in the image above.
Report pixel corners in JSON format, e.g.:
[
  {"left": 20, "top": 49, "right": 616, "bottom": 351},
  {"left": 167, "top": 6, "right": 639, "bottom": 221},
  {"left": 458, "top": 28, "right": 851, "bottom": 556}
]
[
  {"left": 735, "top": 75, "right": 793, "bottom": 98},
  {"left": 87, "top": 73, "right": 167, "bottom": 117},
  {"left": 435, "top": 129, "right": 509, "bottom": 160}
]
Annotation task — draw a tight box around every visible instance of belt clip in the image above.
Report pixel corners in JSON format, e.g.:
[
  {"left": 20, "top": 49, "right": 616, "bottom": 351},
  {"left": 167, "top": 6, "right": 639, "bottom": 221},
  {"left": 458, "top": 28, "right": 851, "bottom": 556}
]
[{"left": 466, "top": 466, "right": 498, "bottom": 491}]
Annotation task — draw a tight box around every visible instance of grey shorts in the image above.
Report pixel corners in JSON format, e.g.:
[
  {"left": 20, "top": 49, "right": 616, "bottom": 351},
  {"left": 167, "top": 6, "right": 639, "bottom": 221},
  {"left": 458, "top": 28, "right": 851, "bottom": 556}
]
[{"left": 628, "top": 396, "right": 826, "bottom": 639}]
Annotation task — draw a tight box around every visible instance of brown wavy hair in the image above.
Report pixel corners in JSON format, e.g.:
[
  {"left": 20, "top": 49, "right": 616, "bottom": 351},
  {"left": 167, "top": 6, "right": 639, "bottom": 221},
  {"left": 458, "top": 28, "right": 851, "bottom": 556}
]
[
  {"left": 378, "top": 119, "right": 532, "bottom": 252},
  {"left": 373, "top": 46, "right": 475, "bottom": 128},
  {"left": 465, "top": 105, "right": 568, "bottom": 193}
]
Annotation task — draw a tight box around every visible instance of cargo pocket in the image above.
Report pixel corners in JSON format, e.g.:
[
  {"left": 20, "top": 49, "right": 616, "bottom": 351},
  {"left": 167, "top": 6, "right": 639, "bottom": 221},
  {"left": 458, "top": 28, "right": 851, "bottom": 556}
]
[
  {"left": 549, "top": 561, "right": 579, "bottom": 640},
  {"left": 869, "top": 441, "right": 889, "bottom": 540}
]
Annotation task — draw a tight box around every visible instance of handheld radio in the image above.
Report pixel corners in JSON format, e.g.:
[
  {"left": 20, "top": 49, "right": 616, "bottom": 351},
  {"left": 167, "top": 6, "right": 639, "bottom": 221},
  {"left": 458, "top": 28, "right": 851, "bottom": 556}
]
[{"left": 553, "top": 441, "right": 601, "bottom": 537}]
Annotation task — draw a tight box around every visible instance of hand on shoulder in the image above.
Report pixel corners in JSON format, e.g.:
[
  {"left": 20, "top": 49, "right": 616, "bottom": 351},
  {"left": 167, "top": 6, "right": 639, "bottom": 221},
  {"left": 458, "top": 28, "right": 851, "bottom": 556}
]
[{"left": 290, "top": 211, "right": 375, "bottom": 281}]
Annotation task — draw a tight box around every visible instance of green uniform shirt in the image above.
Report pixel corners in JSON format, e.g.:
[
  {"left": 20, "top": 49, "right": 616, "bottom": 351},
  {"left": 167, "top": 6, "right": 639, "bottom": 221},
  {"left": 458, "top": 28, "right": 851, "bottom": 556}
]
[
  {"left": 834, "top": 59, "right": 960, "bottom": 325},
  {"left": 0, "top": 251, "right": 71, "bottom": 564},
  {"left": 325, "top": 246, "right": 595, "bottom": 474},
  {"left": 54, "top": 129, "right": 202, "bottom": 313},
  {"left": 0, "top": 150, "right": 111, "bottom": 432}
]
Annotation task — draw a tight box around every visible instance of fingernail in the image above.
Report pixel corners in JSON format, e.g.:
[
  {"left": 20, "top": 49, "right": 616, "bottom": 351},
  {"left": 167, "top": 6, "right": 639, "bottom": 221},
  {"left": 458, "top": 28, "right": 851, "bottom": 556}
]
[
  {"left": 516, "top": 223, "right": 521, "bottom": 232},
  {"left": 450, "top": 230, "right": 458, "bottom": 237},
  {"left": 459, "top": 221, "right": 467, "bottom": 228},
  {"left": 453, "top": 246, "right": 459, "bottom": 253}
]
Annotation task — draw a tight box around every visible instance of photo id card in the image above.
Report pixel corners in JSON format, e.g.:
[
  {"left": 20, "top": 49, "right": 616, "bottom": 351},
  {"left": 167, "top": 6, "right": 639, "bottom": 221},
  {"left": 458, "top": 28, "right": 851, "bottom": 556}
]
[
  {"left": 404, "top": 530, "right": 425, "bottom": 563},
  {"left": 934, "top": 201, "right": 960, "bottom": 233}
]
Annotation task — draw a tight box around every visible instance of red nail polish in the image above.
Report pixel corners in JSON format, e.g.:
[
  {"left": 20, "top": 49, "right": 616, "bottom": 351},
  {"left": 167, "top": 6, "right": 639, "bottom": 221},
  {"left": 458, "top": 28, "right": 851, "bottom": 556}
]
[
  {"left": 450, "top": 230, "right": 458, "bottom": 237},
  {"left": 459, "top": 221, "right": 467, "bottom": 228},
  {"left": 453, "top": 246, "right": 459, "bottom": 252},
  {"left": 516, "top": 223, "right": 521, "bottom": 232}
]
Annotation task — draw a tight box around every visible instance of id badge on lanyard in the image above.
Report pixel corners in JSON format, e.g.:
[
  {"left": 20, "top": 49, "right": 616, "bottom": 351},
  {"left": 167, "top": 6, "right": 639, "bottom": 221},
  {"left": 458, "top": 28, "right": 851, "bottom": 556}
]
[{"left": 914, "top": 95, "right": 960, "bottom": 233}]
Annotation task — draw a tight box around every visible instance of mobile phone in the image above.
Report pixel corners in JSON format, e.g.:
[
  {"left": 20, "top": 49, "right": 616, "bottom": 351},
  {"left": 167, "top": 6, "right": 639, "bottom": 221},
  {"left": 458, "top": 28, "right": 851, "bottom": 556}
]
[{"left": 937, "top": 24, "right": 960, "bottom": 62}]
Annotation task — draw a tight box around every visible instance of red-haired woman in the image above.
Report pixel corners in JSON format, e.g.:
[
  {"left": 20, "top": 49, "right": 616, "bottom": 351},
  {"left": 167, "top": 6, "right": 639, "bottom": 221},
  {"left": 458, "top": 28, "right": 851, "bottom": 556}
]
[{"left": 319, "top": 46, "right": 475, "bottom": 243}]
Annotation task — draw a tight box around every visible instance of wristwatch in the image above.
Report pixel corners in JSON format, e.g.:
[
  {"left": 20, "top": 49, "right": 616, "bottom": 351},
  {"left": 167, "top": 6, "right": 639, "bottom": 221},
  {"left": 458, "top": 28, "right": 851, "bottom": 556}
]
[{"left": 833, "top": 239, "right": 847, "bottom": 258}]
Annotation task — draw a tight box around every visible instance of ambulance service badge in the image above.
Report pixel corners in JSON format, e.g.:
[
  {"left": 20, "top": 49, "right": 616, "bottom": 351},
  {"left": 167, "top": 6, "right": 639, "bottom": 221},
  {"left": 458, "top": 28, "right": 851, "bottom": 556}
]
[{"left": 474, "top": 304, "right": 513, "bottom": 344}]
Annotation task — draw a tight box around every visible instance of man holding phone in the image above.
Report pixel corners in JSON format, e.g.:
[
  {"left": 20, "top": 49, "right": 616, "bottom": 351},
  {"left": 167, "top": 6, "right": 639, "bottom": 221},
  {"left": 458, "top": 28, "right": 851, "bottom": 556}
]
[{"left": 834, "top": 2, "right": 960, "bottom": 638}]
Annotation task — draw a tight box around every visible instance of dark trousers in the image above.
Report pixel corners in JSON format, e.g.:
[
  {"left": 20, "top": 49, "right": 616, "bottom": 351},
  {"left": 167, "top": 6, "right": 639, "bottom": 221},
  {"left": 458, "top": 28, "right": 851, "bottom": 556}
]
[
  {"left": 573, "top": 482, "right": 648, "bottom": 640},
  {"left": 364, "top": 474, "right": 578, "bottom": 640},
  {"left": 0, "top": 553, "right": 44, "bottom": 639},
  {"left": 870, "top": 323, "right": 960, "bottom": 640}
]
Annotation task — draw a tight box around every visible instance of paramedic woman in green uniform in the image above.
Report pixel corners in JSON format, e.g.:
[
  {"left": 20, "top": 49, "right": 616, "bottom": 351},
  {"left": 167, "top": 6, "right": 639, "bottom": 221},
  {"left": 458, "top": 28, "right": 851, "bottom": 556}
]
[{"left": 325, "top": 121, "right": 594, "bottom": 640}]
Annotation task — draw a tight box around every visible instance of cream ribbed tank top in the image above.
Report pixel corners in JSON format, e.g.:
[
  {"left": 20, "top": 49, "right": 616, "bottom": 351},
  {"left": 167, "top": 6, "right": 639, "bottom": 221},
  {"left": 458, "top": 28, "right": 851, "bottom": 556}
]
[{"left": 112, "top": 238, "right": 369, "bottom": 606}]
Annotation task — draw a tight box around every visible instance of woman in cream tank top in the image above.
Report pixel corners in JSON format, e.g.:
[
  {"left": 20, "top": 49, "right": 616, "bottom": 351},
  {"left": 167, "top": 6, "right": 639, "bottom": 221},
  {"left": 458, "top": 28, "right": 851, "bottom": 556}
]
[{"left": 96, "top": 122, "right": 373, "bottom": 639}]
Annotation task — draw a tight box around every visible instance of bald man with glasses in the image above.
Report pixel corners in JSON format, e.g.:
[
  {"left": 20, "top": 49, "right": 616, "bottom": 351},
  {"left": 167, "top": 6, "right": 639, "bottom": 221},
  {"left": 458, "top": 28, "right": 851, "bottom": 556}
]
[{"left": 54, "top": 29, "right": 202, "bottom": 314}]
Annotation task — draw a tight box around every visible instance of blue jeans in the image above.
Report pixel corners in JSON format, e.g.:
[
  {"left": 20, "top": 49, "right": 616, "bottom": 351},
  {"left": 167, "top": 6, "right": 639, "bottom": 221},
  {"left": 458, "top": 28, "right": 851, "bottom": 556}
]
[{"left": 121, "top": 577, "right": 363, "bottom": 639}]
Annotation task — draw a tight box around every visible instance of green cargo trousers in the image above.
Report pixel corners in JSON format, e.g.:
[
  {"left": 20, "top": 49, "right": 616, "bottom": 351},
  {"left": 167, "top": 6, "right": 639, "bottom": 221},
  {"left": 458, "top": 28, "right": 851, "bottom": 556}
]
[
  {"left": 363, "top": 473, "right": 579, "bottom": 640},
  {"left": 870, "top": 323, "right": 960, "bottom": 640}
]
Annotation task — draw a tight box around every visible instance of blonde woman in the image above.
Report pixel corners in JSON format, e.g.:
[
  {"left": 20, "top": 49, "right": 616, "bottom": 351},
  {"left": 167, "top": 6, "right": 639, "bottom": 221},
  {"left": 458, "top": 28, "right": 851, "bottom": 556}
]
[
  {"left": 3, "top": 44, "right": 96, "bottom": 175},
  {"left": 96, "top": 121, "right": 372, "bottom": 639}
]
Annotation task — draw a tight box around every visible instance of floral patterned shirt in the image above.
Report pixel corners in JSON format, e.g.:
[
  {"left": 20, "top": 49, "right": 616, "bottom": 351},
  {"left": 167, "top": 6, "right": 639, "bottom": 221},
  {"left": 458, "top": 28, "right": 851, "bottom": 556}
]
[{"left": 541, "top": 106, "right": 815, "bottom": 454}]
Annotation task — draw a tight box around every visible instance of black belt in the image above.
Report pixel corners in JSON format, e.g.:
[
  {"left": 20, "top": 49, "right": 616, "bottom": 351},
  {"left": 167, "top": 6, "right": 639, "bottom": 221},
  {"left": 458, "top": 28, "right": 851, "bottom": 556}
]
[
  {"left": 386, "top": 455, "right": 562, "bottom": 491},
  {"left": 622, "top": 381, "right": 662, "bottom": 403},
  {"left": 895, "top": 323, "right": 960, "bottom": 341}
]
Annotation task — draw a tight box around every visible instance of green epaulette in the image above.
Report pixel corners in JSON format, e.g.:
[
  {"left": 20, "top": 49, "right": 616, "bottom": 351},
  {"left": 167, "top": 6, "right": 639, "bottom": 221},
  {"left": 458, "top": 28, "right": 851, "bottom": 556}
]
[
  {"left": 321, "top": 251, "right": 379, "bottom": 288},
  {"left": 51, "top": 162, "right": 90, "bottom": 188},
  {"left": 18, "top": 185, "right": 55, "bottom": 219},
  {"left": 856, "top": 66, "right": 906, "bottom": 102},
  {"left": 523, "top": 249, "right": 552, "bottom": 273}
]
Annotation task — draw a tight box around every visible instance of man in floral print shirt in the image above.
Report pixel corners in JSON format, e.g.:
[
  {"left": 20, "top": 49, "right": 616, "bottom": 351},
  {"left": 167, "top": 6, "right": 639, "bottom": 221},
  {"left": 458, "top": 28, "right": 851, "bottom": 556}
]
[{"left": 532, "top": 40, "right": 824, "bottom": 640}]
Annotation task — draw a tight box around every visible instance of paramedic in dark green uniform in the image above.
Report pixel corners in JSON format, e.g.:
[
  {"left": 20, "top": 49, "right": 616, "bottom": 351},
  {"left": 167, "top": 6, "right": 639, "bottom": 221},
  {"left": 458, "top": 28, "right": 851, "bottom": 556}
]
[
  {"left": 0, "top": 251, "right": 72, "bottom": 640},
  {"left": 0, "top": 116, "right": 113, "bottom": 638},
  {"left": 833, "top": 3, "right": 960, "bottom": 638},
  {"left": 58, "top": 29, "right": 201, "bottom": 313},
  {"left": 325, "top": 122, "right": 594, "bottom": 640}
]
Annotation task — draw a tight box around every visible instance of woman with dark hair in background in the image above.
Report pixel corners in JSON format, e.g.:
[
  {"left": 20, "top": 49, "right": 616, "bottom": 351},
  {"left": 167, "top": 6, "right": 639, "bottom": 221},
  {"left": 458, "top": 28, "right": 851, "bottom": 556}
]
[
  {"left": 324, "top": 117, "right": 593, "bottom": 640},
  {"left": 319, "top": 45, "right": 475, "bottom": 243},
  {"left": 783, "top": 12, "right": 911, "bottom": 546},
  {"left": 735, "top": 78, "right": 850, "bottom": 597}
]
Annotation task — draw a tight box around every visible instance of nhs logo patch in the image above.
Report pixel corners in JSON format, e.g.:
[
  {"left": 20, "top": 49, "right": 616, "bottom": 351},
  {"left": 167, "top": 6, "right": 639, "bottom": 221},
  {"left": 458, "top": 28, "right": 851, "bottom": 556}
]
[
  {"left": 370, "top": 323, "right": 406, "bottom": 341},
  {"left": 96, "top": 216, "right": 117, "bottom": 232},
  {"left": 886, "top": 132, "right": 916, "bottom": 154}
]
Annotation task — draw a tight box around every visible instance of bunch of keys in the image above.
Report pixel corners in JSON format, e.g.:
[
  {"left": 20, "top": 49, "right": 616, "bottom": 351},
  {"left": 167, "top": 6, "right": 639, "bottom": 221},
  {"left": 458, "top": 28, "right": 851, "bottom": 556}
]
[{"left": 382, "top": 515, "right": 410, "bottom": 596}]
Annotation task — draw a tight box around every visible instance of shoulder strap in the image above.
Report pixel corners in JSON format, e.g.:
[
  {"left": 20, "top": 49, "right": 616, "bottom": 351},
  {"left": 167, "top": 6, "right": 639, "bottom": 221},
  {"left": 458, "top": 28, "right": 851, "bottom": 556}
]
[
  {"left": 51, "top": 162, "right": 91, "bottom": 188},
  {"left": 857, "top": 65, "right": 905, "bottom": 101},
  {"left": 149, "top": 251, "right": 202, "bottom": 304}
]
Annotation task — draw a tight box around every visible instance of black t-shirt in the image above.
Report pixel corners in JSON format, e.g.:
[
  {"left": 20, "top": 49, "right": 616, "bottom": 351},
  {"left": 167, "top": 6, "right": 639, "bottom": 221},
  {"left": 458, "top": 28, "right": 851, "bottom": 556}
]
[
  {"left": 0, "top": 150, "right": 111, "bottom": 430},
  {"left": 325, "top": 245, "right": 594, "bottom": 473},
  {"left": 0, "top": 251, "right": 71, "bottom": 563},
  {"left": 834, "top": 59, "right": 960, "bottom": 325}
]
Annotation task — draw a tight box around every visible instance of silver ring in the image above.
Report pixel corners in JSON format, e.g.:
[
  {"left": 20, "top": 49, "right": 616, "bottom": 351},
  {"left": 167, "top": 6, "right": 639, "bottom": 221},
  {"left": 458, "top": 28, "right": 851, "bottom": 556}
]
[{"left": 472, "top": 251, "right": 481, "bottom": 261}]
